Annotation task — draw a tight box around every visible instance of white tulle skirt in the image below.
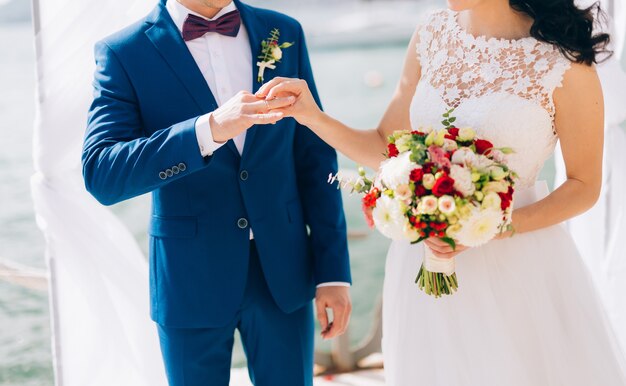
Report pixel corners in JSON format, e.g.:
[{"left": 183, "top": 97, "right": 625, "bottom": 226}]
[{"left": 382, "top": 182, "right": 626, "bottom": 386}]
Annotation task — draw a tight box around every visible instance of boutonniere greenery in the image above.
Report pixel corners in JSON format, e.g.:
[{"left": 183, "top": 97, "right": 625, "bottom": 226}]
[{"left": 256, "top": 28, "right": 294, "bottom": 83}]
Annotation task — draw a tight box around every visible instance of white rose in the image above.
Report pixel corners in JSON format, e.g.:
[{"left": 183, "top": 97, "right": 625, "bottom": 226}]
[
  {"left": 422, "top": 173, "right": 436, "bottom": 190},
  {"left": 449, "top": 164, "right": 475, "bottom": 197},
  {"left": 443, "top": 139, "right": 458, "bottom": 152},
  {"left": 379, "top": 152, "right": 418, "bottom": 189},
  {"left": 482, "top": 192, "right": 502, "bottom": 210},
  {"left": 372, "top": 196, "right": 410, "bottom": 240},
  {"left": 483, "top": 180, "right": 509, "bottom": 194},
  {"left": 455, "top": 207, "right": 503, "bottom": 247},
  {"left": 451, "top": 147, "right": 474, "bottom": 165},
  {"left": 490, "top": 149, "right": 507, "bottom": 163},
  {"left": 458, "top": 127, "right": 476, "bottom": 141},
  {"left": 469, "top": 154, "right": 494, "bottom": 172},
  {"left": 419, "top": 195, "right": 438, "bottom": 215},
  {"left": 395, "top": 184, "right": 413, "bottom": 202},
  {"left": 438, "top": 195, "right": 457, "bottom": 215},
  {"left": 271, "top": 46, "right": 283, "bottom": 60}
]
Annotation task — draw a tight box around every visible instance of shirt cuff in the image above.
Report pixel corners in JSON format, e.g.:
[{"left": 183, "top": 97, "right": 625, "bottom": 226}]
[
  {"left": 195, "top": 113, "right": 227, "bottom": 157},
  {"left": 316, "top": 282, "right": 351, "bottom": 288}
]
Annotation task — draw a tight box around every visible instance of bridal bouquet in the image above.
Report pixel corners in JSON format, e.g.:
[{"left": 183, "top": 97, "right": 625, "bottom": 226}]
[{"left": 331, "top": 111, "right": 517, "bottom": 297}]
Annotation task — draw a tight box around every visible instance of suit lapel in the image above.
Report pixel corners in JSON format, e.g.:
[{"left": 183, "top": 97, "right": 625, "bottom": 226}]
[
  {"left": 145, "top": 2, "right": 219, "bottom": 116},
  {"left": 236, "top": 0, "right": 267, "bottom": 160}
]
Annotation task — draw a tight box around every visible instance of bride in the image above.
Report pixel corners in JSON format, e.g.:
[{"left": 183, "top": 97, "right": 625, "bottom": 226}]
[{"left": 256, "top": 0, "right": 626, "bottom": 384}]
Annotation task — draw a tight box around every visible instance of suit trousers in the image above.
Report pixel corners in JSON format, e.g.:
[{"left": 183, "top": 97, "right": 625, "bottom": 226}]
[{"left": 157, "top": 241, "right": 315, "bottom": 386}]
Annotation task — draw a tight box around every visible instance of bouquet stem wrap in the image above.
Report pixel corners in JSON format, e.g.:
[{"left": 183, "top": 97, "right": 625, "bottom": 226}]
[{"left": 416, "top": 247, "right": 458, "bottom": 297}]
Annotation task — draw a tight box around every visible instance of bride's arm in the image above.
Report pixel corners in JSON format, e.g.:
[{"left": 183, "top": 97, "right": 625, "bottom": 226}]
[
  {"left": 507, "top": 63, "right": 604, "bottom": 236},
  {"left": 256, "top": 28, "right": 423, "bottom": 169}
]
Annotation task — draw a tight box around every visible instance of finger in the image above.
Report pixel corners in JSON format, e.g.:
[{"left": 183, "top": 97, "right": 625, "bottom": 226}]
[
  {"left": 245, "top": 96, "right": 295, "bottom": 113},
  {"left": 424, "top": 241, "right": 453, "bottom": 254},
  {"left": 266, "top": 106, "right": 295, "bottom": 117},
  {"left": 316, "top": 301, "right": 329, "bottom": 334},
  {"left": 245, "top": 112, "right": 284, "bottom": 124},
  {"left": 426, "top": 237, "right": 450, "bottom": 247},
  {"left": 255, "top": 77, "right": 291, "bottom": 98},
  {"left": 265, "top": 80, "right": 304, "bottom": 101}
]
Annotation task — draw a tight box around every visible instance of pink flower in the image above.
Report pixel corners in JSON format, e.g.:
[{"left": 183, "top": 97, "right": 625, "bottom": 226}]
[{"left": 428, "top": 145, "right": 452, "bottom": 169}]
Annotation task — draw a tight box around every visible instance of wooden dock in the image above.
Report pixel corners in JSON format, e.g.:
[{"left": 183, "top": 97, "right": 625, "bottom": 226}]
[{"left": 231, "top": 369, "right": 385, "bottom": 385}]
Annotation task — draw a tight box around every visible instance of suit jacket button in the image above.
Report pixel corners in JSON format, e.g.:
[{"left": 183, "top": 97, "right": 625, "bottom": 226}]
[
  {"left": 159, "top": 171, "right": 167, "bottom": 180},
  {"left": 240, "top": 170, "right": 249, "bottom": 181},
  {"left": 237, "top": 218, "right": 248, "bottom": 229},
  {"left": 178, "top": 163, "right": 187, "bottom": 172},
  {"left": 166, "top": 169, "right": 174, "bottom": 177},
  {"left": 172, "top": 166, "right": 180, "bottom": 174}
]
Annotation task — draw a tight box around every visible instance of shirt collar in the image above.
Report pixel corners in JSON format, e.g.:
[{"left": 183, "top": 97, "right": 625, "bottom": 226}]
[{"left": 166, "top": 0, "right": 238, "bottom": 33}]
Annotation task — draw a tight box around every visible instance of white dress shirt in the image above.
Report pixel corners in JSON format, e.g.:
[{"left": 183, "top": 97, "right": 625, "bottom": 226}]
[{"left": 166, "top": 0, "right": 348, "bottom": 288}]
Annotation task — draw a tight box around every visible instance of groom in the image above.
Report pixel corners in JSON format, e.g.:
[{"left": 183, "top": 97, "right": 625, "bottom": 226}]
[{"left": 82, "top": 0, "right": 352, "bottom": 385}]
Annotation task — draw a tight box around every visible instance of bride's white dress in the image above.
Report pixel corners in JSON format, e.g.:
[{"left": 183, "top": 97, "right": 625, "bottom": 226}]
[{"left": 382, "top": 10, "right": 626, "bottom": 386}]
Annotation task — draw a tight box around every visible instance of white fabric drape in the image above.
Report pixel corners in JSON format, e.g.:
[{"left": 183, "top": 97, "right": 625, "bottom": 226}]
[
  {"left": 31, "top": 0, "right": 167, "bottom": 384},
  {"left": 555, "top": 0, "right": 626, "bottom": 355}
]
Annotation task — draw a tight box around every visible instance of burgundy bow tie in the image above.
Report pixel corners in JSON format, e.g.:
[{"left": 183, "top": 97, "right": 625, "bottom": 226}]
[{"left": 182, "top": 10, "right": 241, "bottom": 41}]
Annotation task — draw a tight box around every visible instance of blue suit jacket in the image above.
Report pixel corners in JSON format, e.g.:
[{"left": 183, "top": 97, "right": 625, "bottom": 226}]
[{"left": 82, "top": 0, "right": 351, "bottom": 328}]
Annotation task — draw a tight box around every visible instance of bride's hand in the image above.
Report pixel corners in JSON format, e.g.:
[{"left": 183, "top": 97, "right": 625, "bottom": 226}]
[
  {"left": 424, "top": 238, "right": 469, "bottom": 259},
  {"left": 255, "top": 77, "right": 323, "bottom": 126}
]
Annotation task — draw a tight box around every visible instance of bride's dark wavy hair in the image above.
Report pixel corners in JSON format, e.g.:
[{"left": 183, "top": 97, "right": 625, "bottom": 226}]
[{"left": 509, "top": 0, "right": 612, "bottom": 65}]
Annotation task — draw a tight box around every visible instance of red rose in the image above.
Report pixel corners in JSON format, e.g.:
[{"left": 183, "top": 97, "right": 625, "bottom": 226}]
[
  {"left": 445, "top": 127, "right": 459, "bottom": 140},
  {"left": 410, "top": 168, "right": 424, "bottom": 182},
  {"left": 414, "top": 184, "right": 427, "bottom": 197},
  {"left": 474, "top": 139, "right": 494, "bottom": 155},
  {"left": 498, "top": 186, "right": 514, "bottom": 210},
  {"left": 422, "top": 162, "right": 434, "bottom": 174},
  {"left": 432, "top": 175, "right": 455, "bottom": 197},
  {"left": 362, "top": 188, "right": 379, "bottom": 208},
  {"left": 388, "top": 143, "right": 399, "bottom": 157}
]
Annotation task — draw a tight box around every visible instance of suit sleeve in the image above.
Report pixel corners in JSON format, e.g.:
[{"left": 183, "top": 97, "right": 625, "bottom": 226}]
[
  {"left": 82, "top": 41, "right": 211, "bottom": 206},
  {"left": 292, "top": 25, "right": 352, "bottom": 285}
]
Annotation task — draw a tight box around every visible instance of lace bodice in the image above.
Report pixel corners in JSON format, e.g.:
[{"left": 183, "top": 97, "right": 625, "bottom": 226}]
[{"left": 410, "top": 10, "right": 571, "bottom": 188}]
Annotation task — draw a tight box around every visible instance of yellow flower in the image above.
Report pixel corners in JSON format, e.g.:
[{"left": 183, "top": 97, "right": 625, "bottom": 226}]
[
  {"left": 446, "top": 223, "right": 462, "bottom": 238},
  {"left": 490, "top": 166, "right": 508, "bottom": 181},
  {"left": 425, "top": 131, "right": 436, "bottom": 146},
  {"left": 434, "top": 130, "right": 447, "bottom": 146}
]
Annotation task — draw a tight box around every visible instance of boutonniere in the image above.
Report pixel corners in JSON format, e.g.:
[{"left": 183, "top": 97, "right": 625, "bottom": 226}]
[{"left": 256, "top": 28, "right": 294, "bottom": 83}]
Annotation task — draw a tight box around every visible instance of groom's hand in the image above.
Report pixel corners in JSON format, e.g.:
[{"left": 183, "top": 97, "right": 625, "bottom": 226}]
[
  {"left": 315, "top": 286, "right": 352, "bottom": 340},
  {"left": 209, "top": 91, "right": 295, "bottom": 143}
]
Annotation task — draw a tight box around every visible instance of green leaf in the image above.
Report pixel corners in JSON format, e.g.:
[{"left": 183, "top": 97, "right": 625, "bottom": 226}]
[
  {"left": 280, "top": 42, "right": 294, "bottom": 48},
  {"left": 448, "top": 117, "right": 456, "bottom": 123},
  {"left": 440, "top": 237, "right": 456, "bottom": 250},
  {"left": 443, "top": 112, "right": 450, "bottom": 118},
  {"left": 442, "top": 120, "right": 449, "bottom": 126}
]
